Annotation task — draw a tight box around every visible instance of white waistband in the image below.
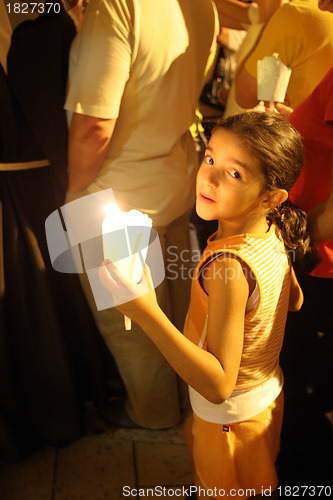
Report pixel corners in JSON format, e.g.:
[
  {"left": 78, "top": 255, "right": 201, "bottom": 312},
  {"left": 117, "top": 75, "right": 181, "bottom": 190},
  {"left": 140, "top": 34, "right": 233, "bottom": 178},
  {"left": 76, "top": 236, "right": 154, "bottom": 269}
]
[
  {"left": 189, "top": 365, "right": 283, "bottom": 424},
  {"left": 0, "top": 159, "right": 50, "bottom": 171}
]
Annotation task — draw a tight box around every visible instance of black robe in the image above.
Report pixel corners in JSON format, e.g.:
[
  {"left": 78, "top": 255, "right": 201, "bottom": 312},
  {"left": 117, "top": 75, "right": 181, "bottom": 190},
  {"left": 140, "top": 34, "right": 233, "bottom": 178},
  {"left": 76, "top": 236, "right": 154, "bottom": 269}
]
[{"left": 0, "top": 8, "right": 119, "bottom": 463}]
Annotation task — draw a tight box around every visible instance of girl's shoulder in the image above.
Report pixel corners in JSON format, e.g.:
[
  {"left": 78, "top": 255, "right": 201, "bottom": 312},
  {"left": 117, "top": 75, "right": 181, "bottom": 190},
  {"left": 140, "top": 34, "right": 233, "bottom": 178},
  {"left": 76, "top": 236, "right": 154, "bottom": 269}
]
[
  {"left": 200, "top": 225, "right": 285, "bottom": 268},
  {"left": 196, "top": 225, "right": 289, "bottom": 298}
]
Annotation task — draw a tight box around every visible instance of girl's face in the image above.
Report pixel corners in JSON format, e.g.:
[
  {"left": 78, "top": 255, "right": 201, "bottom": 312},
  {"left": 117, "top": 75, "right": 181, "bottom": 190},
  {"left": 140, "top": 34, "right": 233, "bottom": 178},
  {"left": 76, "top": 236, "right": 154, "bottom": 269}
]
[{"left": 196, "top": 128, "right": 269, "bottom": 230}]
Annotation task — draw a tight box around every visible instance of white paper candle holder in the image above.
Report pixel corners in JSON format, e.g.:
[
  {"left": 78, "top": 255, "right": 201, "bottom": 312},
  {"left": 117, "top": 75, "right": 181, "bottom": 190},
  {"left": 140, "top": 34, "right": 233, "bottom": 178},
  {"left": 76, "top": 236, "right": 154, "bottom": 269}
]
[{"left": 257, "top": 53, "right": 291, "bottom": 109}]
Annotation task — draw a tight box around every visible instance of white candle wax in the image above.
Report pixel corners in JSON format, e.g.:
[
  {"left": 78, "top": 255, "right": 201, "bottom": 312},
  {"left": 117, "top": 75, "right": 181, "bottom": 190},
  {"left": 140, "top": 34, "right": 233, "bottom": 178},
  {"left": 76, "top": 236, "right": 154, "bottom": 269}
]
[
  {"left": 102, "top": 204, "right": 152, "bottom": 330},
  {"left": 102, "top": 203, "right": 152, "bottom": 282}
]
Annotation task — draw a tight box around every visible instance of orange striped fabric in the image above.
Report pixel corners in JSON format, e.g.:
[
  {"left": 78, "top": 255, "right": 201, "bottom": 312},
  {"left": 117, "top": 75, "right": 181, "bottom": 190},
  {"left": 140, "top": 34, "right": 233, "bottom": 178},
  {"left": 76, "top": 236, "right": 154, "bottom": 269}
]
[{"left": 184, "top": 224, "right": 291, "bottom": 393}]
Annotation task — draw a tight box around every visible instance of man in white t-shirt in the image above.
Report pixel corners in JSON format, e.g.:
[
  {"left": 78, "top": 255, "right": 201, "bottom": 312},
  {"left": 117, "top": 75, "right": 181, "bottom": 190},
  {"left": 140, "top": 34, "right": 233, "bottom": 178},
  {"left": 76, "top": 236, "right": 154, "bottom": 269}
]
[{"left": 65, "top": 0, "right": 218, "bottom": 428}]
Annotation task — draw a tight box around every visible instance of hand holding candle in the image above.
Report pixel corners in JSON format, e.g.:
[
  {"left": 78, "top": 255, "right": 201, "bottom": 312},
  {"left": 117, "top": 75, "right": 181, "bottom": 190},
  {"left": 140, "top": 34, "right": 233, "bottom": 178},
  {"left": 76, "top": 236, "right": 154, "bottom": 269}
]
[{"left": 99, "top": 260, "right": 157, "bottom": 327}]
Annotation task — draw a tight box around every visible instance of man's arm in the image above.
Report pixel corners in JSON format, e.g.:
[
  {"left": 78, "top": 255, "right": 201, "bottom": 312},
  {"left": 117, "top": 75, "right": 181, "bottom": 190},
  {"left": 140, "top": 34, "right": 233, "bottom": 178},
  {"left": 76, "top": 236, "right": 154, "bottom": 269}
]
[
  {"left": 307, "top": 153, "right": 333, "bottom": 245},
  {"left": 234, "top": 65, "right": 259, "bottom": 109},
  {"left": 215, "top": 0, "right": 282, "bottom": 27},
  {"left": 215, "top": 0, "right": 254, "bottom": 29},
  {"left": 233, "top": 0, "right": 286, "bottom": 109},
  {"left": 232, "top": 5, "right": 263, "bottom": 109},
  {"left": 67, "top": 113, "right": 116, "bottom": 192}
]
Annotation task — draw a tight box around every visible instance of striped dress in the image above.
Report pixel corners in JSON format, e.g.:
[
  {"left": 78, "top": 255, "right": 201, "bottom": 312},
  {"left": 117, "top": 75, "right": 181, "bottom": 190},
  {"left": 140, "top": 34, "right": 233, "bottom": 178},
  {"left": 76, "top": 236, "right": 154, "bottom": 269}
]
[{"left": 184, "top": 224, "right": 291, "bottom": 497}]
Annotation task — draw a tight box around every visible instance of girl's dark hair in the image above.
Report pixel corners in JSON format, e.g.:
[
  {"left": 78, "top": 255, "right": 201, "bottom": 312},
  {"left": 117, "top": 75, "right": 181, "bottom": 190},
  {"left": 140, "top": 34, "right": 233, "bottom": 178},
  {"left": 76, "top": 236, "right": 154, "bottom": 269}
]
[{"left": 214, "top": 112, "right": 321, "bottom": 275}]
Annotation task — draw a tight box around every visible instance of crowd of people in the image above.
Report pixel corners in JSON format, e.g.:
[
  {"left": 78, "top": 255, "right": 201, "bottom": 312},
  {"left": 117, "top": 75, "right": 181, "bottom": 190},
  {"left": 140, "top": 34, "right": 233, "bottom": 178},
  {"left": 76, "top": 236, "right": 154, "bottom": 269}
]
[{"left": 0, "top": 0, "right": 332, "bottom": 498}]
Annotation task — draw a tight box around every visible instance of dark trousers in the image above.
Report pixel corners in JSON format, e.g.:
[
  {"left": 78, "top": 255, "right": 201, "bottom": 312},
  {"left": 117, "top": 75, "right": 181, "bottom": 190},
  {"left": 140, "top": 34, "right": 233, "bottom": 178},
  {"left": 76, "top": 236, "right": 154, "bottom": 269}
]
[{"left": 278, "top": 276, "right": 333, "bottom": 488}]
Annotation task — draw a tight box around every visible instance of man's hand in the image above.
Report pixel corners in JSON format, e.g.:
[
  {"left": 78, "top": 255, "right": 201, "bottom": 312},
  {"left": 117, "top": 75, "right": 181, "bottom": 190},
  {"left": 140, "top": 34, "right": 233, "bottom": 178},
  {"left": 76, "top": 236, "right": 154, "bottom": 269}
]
[{"left": 274, "top": 101, "right": 293, "bottom": 118}]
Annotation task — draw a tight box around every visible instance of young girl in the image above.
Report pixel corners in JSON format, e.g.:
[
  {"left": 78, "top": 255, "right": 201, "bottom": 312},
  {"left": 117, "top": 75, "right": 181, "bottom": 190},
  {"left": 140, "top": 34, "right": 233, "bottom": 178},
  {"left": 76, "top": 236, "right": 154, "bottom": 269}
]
[{"left": 99, "top": 112, "right": 320, "bottom": 499}]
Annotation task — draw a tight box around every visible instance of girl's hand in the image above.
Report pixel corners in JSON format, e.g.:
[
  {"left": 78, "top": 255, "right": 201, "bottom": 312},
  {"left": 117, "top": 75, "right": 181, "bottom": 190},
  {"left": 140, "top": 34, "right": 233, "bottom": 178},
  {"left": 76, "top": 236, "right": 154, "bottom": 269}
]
[{"left": 98, "top": 260, "right": 158, "bottom": 324}]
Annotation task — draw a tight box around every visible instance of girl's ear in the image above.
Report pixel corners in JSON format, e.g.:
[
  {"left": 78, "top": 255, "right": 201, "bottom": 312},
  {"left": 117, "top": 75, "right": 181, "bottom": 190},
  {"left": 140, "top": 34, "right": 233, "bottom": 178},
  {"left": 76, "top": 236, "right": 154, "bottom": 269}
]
[{"left": 261, "top": 189, "right": 288, "bottom": 209}]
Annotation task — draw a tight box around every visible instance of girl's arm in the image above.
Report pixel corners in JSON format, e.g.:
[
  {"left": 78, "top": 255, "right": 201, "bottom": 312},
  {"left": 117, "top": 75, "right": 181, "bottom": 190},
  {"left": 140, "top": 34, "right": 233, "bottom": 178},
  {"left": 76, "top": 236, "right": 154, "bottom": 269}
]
[
  {"left": 288, "top": 267, "right": 303, "bottom": 312},
  {"left": 99, "top": 257, "right": 248, "bottom": 404}
]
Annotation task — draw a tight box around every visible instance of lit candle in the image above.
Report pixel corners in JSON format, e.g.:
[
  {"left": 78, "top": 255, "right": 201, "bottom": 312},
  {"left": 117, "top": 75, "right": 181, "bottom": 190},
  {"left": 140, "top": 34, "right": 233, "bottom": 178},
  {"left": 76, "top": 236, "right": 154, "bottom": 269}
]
[{"left": 102, "top": 203, "right": 152, "bottom": 330}]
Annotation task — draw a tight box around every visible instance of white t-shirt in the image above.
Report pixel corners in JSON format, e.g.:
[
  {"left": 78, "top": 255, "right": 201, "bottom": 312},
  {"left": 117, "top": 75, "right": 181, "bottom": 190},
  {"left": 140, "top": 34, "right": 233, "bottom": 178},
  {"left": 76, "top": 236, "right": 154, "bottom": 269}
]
[{"left": 65, "top": 0, "right": 218, "bottom": 226}]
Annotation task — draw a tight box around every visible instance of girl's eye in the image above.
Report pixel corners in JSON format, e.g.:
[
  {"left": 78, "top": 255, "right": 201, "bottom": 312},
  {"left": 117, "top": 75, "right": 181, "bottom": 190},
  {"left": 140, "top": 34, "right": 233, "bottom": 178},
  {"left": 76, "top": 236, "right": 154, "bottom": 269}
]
[
  {"left": 228, "top": 169, "right": 241, "bottom": 179},
  {"left": 204, "top": 155, "right": 214, "bottom": 165}
]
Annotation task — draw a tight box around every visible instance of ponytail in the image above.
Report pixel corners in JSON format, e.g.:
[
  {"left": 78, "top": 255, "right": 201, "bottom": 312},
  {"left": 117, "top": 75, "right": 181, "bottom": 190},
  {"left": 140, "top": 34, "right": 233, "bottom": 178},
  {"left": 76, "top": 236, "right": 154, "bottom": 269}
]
[{"left": 267, "top": 200, "right": 322, "bottom": 275}]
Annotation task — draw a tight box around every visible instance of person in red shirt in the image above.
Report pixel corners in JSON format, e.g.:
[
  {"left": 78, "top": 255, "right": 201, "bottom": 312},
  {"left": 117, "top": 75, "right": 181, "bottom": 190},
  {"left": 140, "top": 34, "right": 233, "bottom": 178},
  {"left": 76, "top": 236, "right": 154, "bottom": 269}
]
[{"left": 276, "top": 0, "right": 333, "bottom": 487}]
